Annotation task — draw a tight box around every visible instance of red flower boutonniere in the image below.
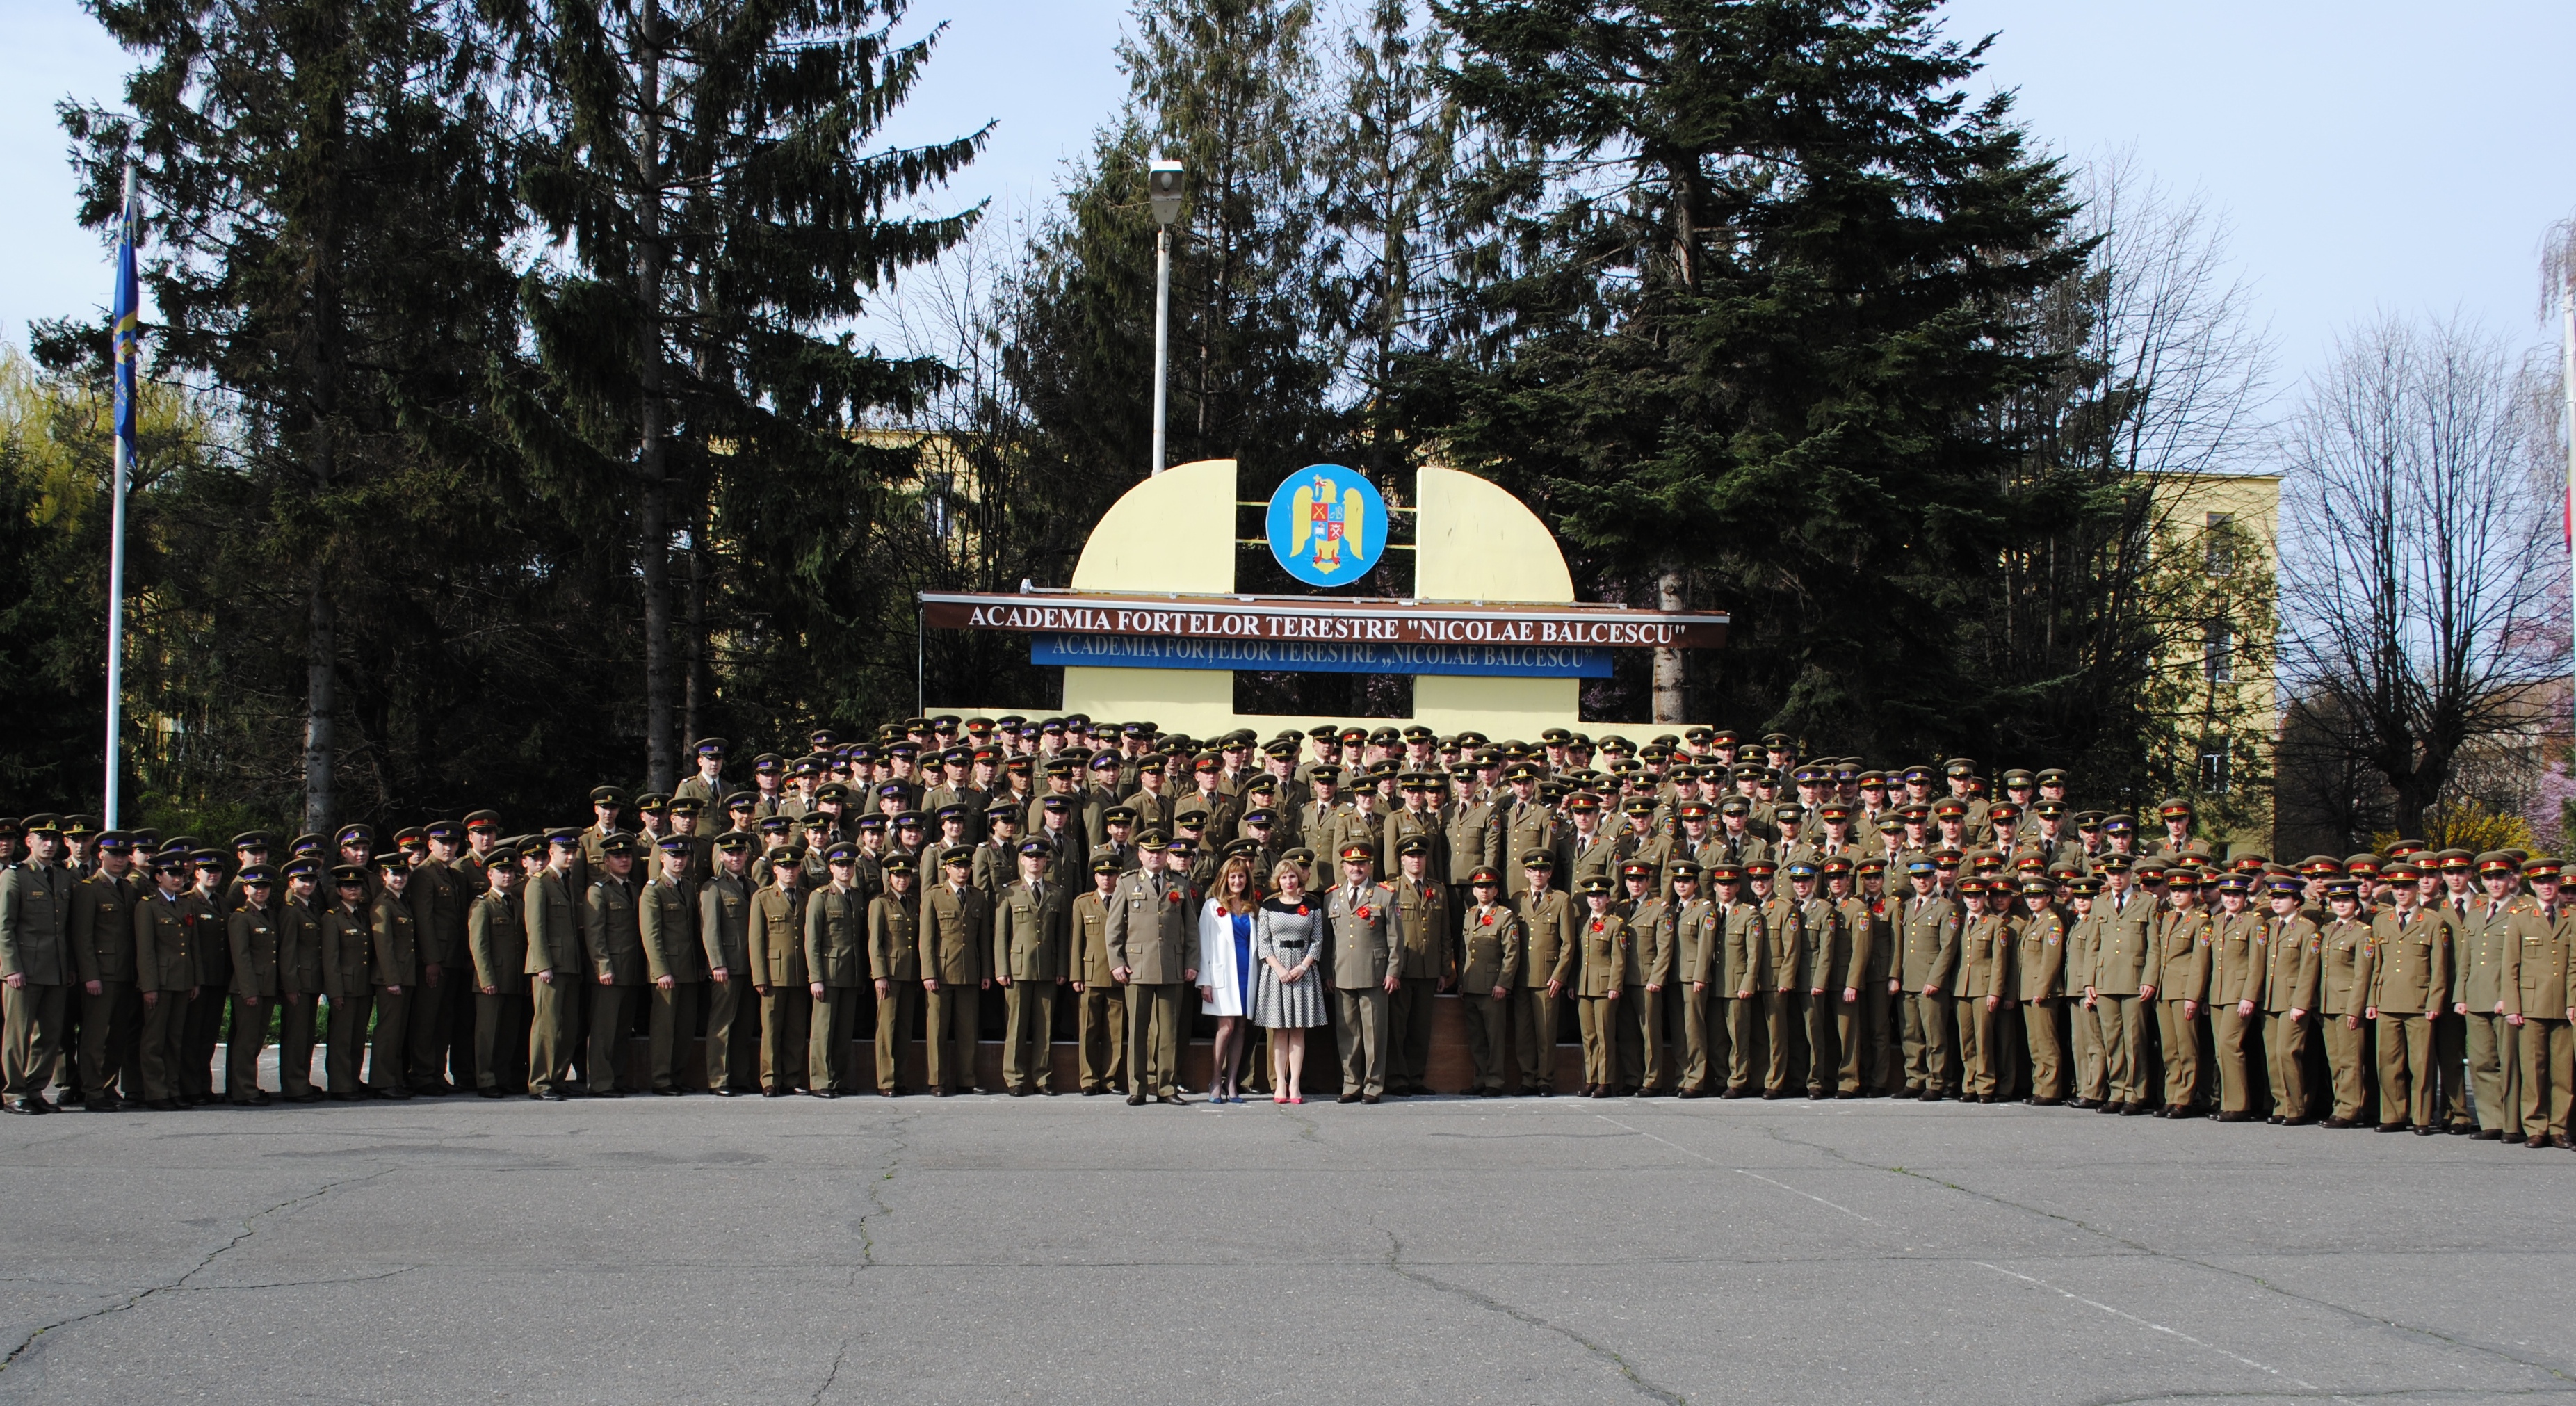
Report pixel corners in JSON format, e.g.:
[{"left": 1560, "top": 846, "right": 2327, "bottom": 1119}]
[
  {"left": 1296, "top": 905, "right": 1309, "bottom": 916},
  {"left": 1590, "top": 919, "right": 1605, "bottom": 934},
  {"left": 1357, "top": 905, "right": 1375, "bottom": 921},
  {"left": 1480, "top": 913, "right": 1493, "bottom": 926},
  {"left": 1167, "top": 890, "right": 1184, "bottom": 905}
]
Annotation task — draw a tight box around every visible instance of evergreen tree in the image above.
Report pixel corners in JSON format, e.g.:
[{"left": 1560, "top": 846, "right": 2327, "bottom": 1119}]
[
  {"left": 505, "top": 0, "right": 982, "bottom": 786},
  {"left": 1412, "top": 0, "right": 2084, "bottom": 744}
]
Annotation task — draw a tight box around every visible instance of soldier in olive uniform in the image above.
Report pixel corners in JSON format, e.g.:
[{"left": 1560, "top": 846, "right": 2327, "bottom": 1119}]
[
  {"left": 65, "top": 832, "right": 141, "bottom": 1110},
  {"left": 804, "top": 841, "right": 869, "bottom": 1097},
  {"left": 467, "top": 850, "right": 528, "bottom": 1097},
  {"left": 1899, "top": 856, "right": 1961, "bottom": 1100},
  {"left": 2064, "top": 877, "right": 2107, "bottom": 1107},
  {"left": 1623, "top": 859, "right": 1675, "bottom": 1094},
  {"left": 403, "top": 823, "right": 471, "bottom": 1095},
  {"left": 321, "top": 865, "right": 376, "bottom": 1099},
  {"left": 1326, "top": 842, "right": 1399, "bottom": 1104},
  {"left": 1106, "top": 833, "right": 1197, "bottom": 1104},
  {"left": 867, "top": 853, "right": 921, "bottom": 1094},
  {"left": 2016, "top": 875, "right": 2068, "bottom": 1104},
  {"left": 1952, "top": 879, "right": 2010, "bottom": 1101},
  {"left": 1513, "top": 852, "right": 1578, "bottom": 1095},
  {"left": 697, "top": 832, "right": 759, "bottom": 1095},
  {"left": 2454, "top": 853, "right": 2525, "bottom": 1140},
  {"left": 577, "top": 835, "right": 646, "bottom": 1097},
  {"left": 1069, "top": 855, "right": 1127, "bottom": 1094},
  {"left": 225, "top": 866, "right": 282, "bottom": 1104},
  {"left": 1669, "top": 861, "right": 1721, "bottom": 1097},
  {"left": 993, "top": 839, "right": 1069, "bottom": 1095},
  {"left": 640, "top": 834, "right": 704, "bottom": 1094},
  {"left": 275, "top": 859, "right": 326, "bottom": 1101},
  {"left": 177, "top": 853, "right": 229, "bottom": 1102},
  {"left": 524, "top": 830, "right": 586, "bottom": 1101},
  {"left": 1457, "top": 866, "right": 1521, "bottom": 1095},
  {"left": 2314, "top": 881, "right": 2377, "bottom": 1127},
  {"left": 749, "top": 847, "right": 811, "bottom": 1096},
  {"left": 130, "top": 851, "right": 198, "bottom": 1109},
  {"left": 1789, "top": 859, "right": 1843, "bottom": 1099},
  {"left": 2258, "top": 873, "right": 2320, "bottom": 1124},
  {"left": 919, "top": 846, "right": 991, "bottom": 1096},
  {"left": 369, "top": 855, "right": 421, "bottom": 1097},
  {"left": 2089, "top": 855, "right": 2156, "bottom": 1114},
  {"left": 2511, "top": 859, "right": 2576, "bottom": 1146},
  {"left": 1571, "top": 874, "right": 1630, "bottom": 1097},
  {"left": 1386, "top": 834, "right": 1451, "bottom": 1097},
  {"left": 2205, "top": 872, "right": 2266, "bottom": 1120},
  {"left": 2367, "top": 862, "right": 2449, "bottom": 1132}
]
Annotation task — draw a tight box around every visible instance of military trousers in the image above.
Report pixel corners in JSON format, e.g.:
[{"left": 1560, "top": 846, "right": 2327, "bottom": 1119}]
[
  {"left": 1721, "top": 992, "right": 1761, "bottom": 1093},
  {"left": 2211, "top": 1005, "right": 2255, "bottom": 1115},
  {"left": 2093, "top": 994, "right": 2144, "bottom": 1106},
  {"left": 1334, "top": 986, "right": 1391, "bottom": 1098},
  {"left": 225, "top": 996, "right": 270, "bottom": 1101},
  {"left": 2376, "top": 1012, "right": 2433, "bottom": 1126},
  {"left": 1955, "top": 996, "right": 1995, "bottom": 1097},
  {"left": 2516, "top": 1017, "right": 2573, "bottom": 1138},
  {"left": 1868, "top": 986, "right": 1899, "bottom": 1094},
  {"left": 1515, "top": 987, "right": 1562, "bottom": 1093},
  {"left": 1635, "top": 985, "right": 1670, "bottom": 1090},
  {"left": 403, "top": 977, "right": 457, "bottom": 1091},
  {"left": 873, "top": 983, "right": 916, "bottom": 1091},
  {"left": 1461, "top": 990, "right": 1509, "bottom": 1092},
  {"left": 924, "top": 981, "right": 982, "bottom": 1092},
  {"left": 649, "top": 980, "right": 702, "bottom": 1092},
  {"left": 702, "top": 976, "right": 755, "bottom": 1092},
  {"left": 277, "top": 993, "right": 320, "bottom": 1098},
  {"left": 1126, "top": 982, "right": 1187, "bottom": 1097},
  {"left": 1, "top": 973, "right": 66, "bottom": 1092},
  {"left": 528, "top": 976, "right": 580, "bottom": 1097},
  {"left": 1901, "top": 989, "right": 1949, "bottom": 1094},
  {"left": 1574, "top": 994, "right": 1616, "bottom": 1089},
  {"left": 1756, "top": 991, "right": 1797, "bottom": 1094},
  {"left": 2464, "top": 1011, "right": 2519, "bottom": 1136},
  {"left": 582, "top": 983, "right": 631, "bottom": 1095},
  {"left": 2073, "top": 994, "right": 2106, "bottom": 1101},
  {"left": 77, "top": 980, "right": 140, "bottom": 1102},
  {"left": 1001, "top": 979, "right": 1057, "bottom": 1093},
  {"left": 809, "top": 986, "right": 858, "bottom": 1092},
  {"left": 1826, "top": 989, "right": 1861, "bottom": 1094},
  {"left": 2432, "top": 1010, "right": 2470, "bottom": 1129},
  {"left": 1074, "top": 983, "right": 1126, "bottom": 1092},
  {"left": 2155, "top": 999, "right": 2201, "bottom": 1109},
  {"left": 136, "top": 988, "right": 189, "bottom": 1101},
  {"left": 1806, "top": 989, "right": 1841, "bottom": 1095},
  {"left": 1388, "top": 976, "right": 1439, "bottom": 1093},
  {"left": 759, "top": 987, "right": 810, "bottom": 1093},
  {"left": 181, "top": 987, "right": 229, "bottom": 1099},
  {"left": 325, "top": 990, "right": 375, "bottom": 1096},
  {"left": 2024, "top": 998, "right": 2066, "bottom": 1101},
  {"left": 368, "top": 984, "right": 414, "bottom": 1093},
  {"left": 2264, "top": 1010, "right": 2310, "bottom": 1121},
  {"left": 2322, "top": 1014, "right": 2370, "bottom": 1122},
  {"left": 473, "top": 992, "right": 529, "bottom": 1094},
  {"left": 1676, "top": 983, "right": 1713, "bottom": 1092}
]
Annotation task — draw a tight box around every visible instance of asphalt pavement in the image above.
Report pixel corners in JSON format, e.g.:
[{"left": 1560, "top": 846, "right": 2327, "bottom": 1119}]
[{"left": 0, "top": 1088, "right": 2568, "bottom": 1404}]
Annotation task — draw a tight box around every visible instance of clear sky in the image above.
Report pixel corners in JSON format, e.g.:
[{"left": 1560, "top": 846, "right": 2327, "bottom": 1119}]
[{"left": 6, "top": 0, "right": 2570, "bottom": 403}]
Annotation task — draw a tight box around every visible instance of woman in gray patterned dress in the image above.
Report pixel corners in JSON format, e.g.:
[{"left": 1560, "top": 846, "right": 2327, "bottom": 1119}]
[{"left": 1252, "top": 859, "right": 1329, "bottom": 1104}]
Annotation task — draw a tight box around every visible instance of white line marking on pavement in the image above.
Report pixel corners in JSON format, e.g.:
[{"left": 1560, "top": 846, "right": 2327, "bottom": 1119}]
[
  {"left": 1972, "top": 1260, "right": 2340, "bottom": 1398},
  {"left": 1594, "top": 1114, "right": 1884, "bottom": 1225}
]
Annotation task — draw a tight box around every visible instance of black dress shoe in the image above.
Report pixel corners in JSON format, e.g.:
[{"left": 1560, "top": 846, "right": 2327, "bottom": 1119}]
[
  {"left": 541, "top": 1091, "right": 571, "bottom": 1102},
  {"left": 1361, "top": 1093, "right": 1381, "bottom": 1104},
  {"left": 1126, "top": 1092, "right": 1145, "bottom": 1105},
  {"left": 1081, "top": 1087, "right": 1103, "bottom": 1096},
  {"left": 2378, "top": 1122, "right": 2408, "bottom": 1133},
  {"left": 2034, "top": 1097, "right": 2063, "bottom": 1107},
  {"left": 1338, "top": 1092, "right": 1361, "bottom": 1104},
  {"left": 811, "top": 1088, "right": 839, "bottom": 1099},
  {"left": 711, "top": 1087, "right": 738, "bottom": 1097},
  {"left": 478, "top": 1087, "right": 504, "bottom": 1098},
  {"left": 2448, "top": 1123, "right": 2474, "bottom": 1136},
  {"left": 145, "top": 1097, "right": 181, "bottom": 1111},
  {"left": 2412, "top": 1124, "right": 2438, "bottom": 1136},
  {"left": 2319, "top": 1116, "right": 2351, "bottom": 1129},
  {"left": 761, "top": 1088, "right": 785, "bottom": 1098},
  {"left": 2552, "top": 1135, "right": 2575, "bottom": 1150},
  {"left": 2473, "top": 1128, "right": 2502, "bottom": 1140},
  {"left": 2266, "top": 1115, "right": 2285, "bottom": 1124},
  {"left": 2119, "top": 1102, "right": 2149, "bottom": 1115}
]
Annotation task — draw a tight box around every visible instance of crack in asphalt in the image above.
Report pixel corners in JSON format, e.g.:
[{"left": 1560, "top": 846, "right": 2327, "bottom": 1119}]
[
  {"left": 1743, "top": 1117, "right": 2574, "bottom": 1389},
  {"left": 0, "top": 1167, "right": 393, "bottom": 1373},
  {"left": 1378, "top": 1225, "right": 1685, "bottom": 1405},
  {"left": 808, "top": 1336, "right": 850, "bottom": 1406},
  {"left": 853, "top": 1113, "right": 916, "bottom": 1274}
]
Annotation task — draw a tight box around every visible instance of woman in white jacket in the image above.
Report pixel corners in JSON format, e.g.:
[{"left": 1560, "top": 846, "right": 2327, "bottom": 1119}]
[{"left": 1196, "top": 856, "right": 1260, "bottom": 1103}]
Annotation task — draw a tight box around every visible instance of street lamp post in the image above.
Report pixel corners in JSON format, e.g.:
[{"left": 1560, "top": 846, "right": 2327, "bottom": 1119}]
[{"left": 1147, "top": 159, "right": 1185, "bottom": 477}]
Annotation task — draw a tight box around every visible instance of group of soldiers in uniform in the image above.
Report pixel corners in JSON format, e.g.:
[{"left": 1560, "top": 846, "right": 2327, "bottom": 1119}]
[{"left": 1, "top": 715, "right": 2569, "bottom": 1146}]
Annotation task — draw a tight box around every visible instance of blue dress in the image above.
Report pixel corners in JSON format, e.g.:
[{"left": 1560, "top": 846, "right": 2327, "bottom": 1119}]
[{"left": 1231, "top": 913, "right": 1254, "bottom": 1010}]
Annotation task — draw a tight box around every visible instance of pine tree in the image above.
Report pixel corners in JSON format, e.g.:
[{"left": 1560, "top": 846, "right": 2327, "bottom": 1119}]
[
  {"left": 507, "top": 0, "right": 982, "bottom": 788},
  {"left": 1414, "top": 0, "right": 2084, "bottom": 743}
]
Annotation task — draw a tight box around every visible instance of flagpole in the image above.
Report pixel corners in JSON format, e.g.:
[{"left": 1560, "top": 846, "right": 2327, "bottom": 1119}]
[{"left": 104, "top": 162, "right": 134, "bottom": 832}]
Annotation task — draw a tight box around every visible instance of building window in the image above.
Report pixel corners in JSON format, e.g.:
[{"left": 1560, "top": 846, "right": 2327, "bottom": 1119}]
[
  {"left": 2198, "top": 738, "right": 2230, "bottom": 794},
  {"left": 2203, "top": 619, "right": 2233, "bottom": 684},
  {"left": 925, "top": 471, "right": 954, "bottom": 540},
  {"left": 2204, "top": 512, "right": 2235, "bottom": 576}
]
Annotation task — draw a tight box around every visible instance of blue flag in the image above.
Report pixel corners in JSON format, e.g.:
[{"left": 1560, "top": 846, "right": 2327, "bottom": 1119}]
[{"left": 111, "top": 187, "right": 139, "bottom": 462}]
